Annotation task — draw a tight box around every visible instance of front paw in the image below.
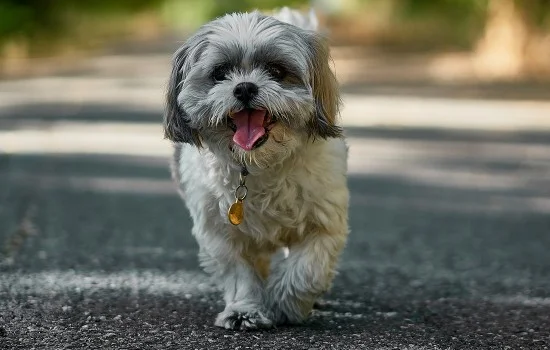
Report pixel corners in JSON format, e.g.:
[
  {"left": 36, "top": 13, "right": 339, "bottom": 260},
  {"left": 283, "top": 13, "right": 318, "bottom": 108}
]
[
  {"left": 268, "top": 296, "right": 315, "bottom": 325},
  {"left": 214, "top": 306, "right": 274, "bottom": 330}
]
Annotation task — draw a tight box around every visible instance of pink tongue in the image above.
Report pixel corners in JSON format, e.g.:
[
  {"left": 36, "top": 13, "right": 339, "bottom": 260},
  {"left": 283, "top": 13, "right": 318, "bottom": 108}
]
[{"left": 232, "top": 109, "right": 267, "bottom": 151}]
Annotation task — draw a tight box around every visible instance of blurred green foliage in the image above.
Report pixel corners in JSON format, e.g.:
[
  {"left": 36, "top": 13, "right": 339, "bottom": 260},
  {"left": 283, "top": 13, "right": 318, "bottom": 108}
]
[
  {"left": 356, "top": 0, "right": 491, "bottom": 48},
  {"left": 160, "top": 0, "right": 309, "bottom": 30},
  {"left": 0, "top": 0, "right": 309, "bottom": 41},
  {"left": 387, "top": 0, "right": 550, "bottom": 30},
  {"left": 326, "top": 0, "right": 550, "bottom": 50},
  {"left": 0, "top": 0, "right": 164, "bottom": 43},
  {"left": 1, "top": 0, "right": 549, "bottom": 56},
  {"left": 398, "top": 0, "right": 549, "bottom": 25},
  {"left": 207, "top": 0, "right": 309, "bottom": 18}
]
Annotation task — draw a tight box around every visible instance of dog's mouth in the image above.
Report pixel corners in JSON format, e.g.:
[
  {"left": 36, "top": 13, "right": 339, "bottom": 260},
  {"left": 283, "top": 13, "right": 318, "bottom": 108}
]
[{"left": 228, "top": 109, "right": 276, "bottom": 151}]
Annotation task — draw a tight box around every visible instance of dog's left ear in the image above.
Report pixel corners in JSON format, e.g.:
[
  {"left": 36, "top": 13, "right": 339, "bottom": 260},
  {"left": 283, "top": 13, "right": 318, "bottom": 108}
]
[{"left": 307, "top": 33, "right": 343, "bottom": 139}]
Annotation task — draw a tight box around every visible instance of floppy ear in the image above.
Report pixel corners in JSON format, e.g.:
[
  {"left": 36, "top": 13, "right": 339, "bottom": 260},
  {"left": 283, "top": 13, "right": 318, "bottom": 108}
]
[
  {"left": 163, "top": 45, "right": 202, "bottom": 146},
  {"left": 307, "top": 33, "right": 343, "bottom": 139}
]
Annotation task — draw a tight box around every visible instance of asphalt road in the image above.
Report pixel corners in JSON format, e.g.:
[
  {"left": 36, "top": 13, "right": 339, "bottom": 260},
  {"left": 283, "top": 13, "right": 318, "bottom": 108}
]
[{"left": 1, "top": 52, "right": 550, "bottom": 349}]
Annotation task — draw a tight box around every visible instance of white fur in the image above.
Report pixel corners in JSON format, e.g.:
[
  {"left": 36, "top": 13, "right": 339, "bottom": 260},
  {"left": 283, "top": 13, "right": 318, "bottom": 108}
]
[
  {"left": 167, "top": 9, "right": 349, "bottom": 329},
  {"left": 272, "top": 7, "right": 319, "bottom": 31}
]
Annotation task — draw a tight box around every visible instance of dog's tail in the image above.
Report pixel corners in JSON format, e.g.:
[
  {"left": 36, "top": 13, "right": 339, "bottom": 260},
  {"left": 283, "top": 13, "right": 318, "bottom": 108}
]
[{"left": 271, "top": 7, "right": 319, "bottom": 32}]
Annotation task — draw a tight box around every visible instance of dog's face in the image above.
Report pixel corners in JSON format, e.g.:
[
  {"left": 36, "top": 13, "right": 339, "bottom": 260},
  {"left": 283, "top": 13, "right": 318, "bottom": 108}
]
[{"left": 164, "top": 11, "right": 341, "bottom": 169}]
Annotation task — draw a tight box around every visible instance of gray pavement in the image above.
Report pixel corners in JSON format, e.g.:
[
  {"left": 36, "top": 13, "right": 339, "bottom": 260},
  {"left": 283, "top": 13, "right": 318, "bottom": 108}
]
[{"left": 1, "top": 51, "right": 550, "bottom": 349}]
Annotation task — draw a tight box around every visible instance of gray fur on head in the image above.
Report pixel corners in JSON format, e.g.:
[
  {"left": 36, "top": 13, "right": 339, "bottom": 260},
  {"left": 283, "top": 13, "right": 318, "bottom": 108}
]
[{"left": 163, "top": 11, "right": 341, "bottom": 156}]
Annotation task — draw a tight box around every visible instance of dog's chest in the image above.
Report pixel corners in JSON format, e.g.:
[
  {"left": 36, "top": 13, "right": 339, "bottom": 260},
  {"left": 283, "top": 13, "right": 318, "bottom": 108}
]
[
  {"left": 225, "top": 171, "right": 323, "bottom": 242},
  {"left": 249, "top": 177, "right": 305, "bottom": 219}
]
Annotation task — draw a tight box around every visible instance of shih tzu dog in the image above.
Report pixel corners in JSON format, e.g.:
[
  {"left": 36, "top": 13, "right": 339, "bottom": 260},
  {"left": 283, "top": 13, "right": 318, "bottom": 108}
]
[{"left": 165, "top": 7, "right": 349, "bottom": 330}]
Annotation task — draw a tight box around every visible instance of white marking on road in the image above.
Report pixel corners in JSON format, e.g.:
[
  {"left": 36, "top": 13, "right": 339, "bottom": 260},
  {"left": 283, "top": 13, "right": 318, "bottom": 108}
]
[
  {"left": 0, "top": 122, "right": 170, "bottom": 157},
  {"left": 14, "top": 173, "right": 176, "bottom": 195},
  {"left": 4, "top": 124, "right": 550, "bottom": 213},
  {"left": 490, "top": 296, "right": 550, "bottom": 306},
  {"left": 350, "top": 192, "right": 550, "bottom": 214},
  {"left": 1, "top": 70, "right": 550, "bottom": 131},
  {"left": 0, "top": 270, "right": 218, "bottom": 298},
  {"left": 317, "top": 299, "right": 365, "bottom": 308},
  {"left": 312, "top": 310, "right": 367, "bottom": 319},
  {"left": 342, "top": 95, "right": 550, "bottom": 131}
]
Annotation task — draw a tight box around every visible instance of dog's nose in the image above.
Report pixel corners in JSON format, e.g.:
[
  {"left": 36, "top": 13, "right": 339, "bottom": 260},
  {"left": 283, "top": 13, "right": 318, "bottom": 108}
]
[{"left": 233, "top": 82, "right": 258, "bottom": 103}]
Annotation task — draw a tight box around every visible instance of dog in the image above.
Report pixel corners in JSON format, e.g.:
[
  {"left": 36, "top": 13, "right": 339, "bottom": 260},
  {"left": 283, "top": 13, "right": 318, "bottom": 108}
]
[{"left": 164, "top": 8, "right": 349, "bottom": 330}]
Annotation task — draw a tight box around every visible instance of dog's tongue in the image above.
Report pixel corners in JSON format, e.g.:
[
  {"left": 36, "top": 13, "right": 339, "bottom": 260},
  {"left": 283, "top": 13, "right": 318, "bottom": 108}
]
[{"left": 232, "top": 109, "right": 266, "bottom": 151}]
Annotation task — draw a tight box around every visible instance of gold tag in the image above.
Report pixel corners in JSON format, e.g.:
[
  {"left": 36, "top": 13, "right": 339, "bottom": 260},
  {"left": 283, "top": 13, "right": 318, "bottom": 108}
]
[{"left": 228, "top": 200, "right": 244, "bottom": 225}]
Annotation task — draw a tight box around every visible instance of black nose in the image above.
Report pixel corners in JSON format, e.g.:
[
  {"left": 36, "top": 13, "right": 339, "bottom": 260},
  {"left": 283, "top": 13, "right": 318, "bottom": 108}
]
[{"left": 233, "top": 82, "right": 258, "bottom": 103}]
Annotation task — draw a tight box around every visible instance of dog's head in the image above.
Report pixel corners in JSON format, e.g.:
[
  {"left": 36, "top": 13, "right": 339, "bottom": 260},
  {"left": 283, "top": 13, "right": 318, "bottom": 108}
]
[{"left": 164, "top": 11, "right": 341, "bottom": 168}]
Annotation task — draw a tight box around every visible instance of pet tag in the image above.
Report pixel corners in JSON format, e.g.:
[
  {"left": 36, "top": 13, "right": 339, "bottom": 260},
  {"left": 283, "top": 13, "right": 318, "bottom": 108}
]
[
  {"left": 228, "top": 199, "right": 244, "bottom": 225},
  {"left": 227, "top": 169, "right": 248, "bottom": 226}
]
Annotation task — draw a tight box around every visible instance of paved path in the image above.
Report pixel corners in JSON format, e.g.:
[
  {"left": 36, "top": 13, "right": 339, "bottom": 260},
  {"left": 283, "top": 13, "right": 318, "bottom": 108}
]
[{"left": 1, "top": 52, "right": 550, "bottom": 349}]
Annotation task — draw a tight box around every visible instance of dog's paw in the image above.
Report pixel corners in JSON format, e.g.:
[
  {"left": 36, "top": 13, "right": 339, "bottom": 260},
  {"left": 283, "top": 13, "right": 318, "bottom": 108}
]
[
  {"left": 269, "top": 304, "right": 302, "bottom": 325},
  {"left": 214, "top": 308, "right": 274, "bottom": 330},
  {"left": 267, "top": 297, "right": 314, "bottom": 325}
]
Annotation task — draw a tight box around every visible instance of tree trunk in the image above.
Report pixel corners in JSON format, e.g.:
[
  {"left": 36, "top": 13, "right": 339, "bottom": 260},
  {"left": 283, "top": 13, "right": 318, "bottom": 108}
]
[
  {"left": 473, "top": 0, "right": 530, "bottom": 80},
  {"left": 474, "top": 0, "right": 550, "bottom": 80}
]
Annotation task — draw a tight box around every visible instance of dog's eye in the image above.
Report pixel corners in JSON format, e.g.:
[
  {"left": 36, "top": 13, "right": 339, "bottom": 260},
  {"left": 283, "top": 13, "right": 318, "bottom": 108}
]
[
  {"left": 267, "top": 64, "right": 286, "bottom": 81},
  {"left": 212, "top": 65, "right": 229, "bottom": 81}
]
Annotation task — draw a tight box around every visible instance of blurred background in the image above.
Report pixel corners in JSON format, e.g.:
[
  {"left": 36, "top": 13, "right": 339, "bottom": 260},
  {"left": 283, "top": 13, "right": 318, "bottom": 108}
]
[
  {"left": 1, "top": 0, "right": 550, "bottom": 80},
  {"left": 1, "top": 1, "right": 550, "bottom": 348}
]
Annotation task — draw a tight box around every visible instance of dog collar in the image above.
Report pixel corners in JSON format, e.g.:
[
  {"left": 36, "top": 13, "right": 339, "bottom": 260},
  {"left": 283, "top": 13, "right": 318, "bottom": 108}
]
[{"left": 228, "top": 166, "right": 249, "bottom": 225}]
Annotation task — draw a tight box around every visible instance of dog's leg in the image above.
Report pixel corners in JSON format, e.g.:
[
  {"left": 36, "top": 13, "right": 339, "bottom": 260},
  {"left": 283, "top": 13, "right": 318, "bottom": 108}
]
[
  {"left": 198, "top": 236, "right": 274, "bottom": 330},
  {"left": 267, "top": 232, "right": 346, "bottom": 324}
]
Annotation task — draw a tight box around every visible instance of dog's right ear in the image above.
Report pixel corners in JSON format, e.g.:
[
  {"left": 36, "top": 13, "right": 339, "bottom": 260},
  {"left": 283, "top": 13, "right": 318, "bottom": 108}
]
[{"left": 164, "top": 44, "right": 202, "bottom": 146}]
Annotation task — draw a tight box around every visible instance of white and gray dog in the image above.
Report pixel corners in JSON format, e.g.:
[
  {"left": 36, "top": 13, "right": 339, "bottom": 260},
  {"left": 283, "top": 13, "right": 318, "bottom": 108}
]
[{"left": 164, "top": 8, "right": 349, "bottom": 330}]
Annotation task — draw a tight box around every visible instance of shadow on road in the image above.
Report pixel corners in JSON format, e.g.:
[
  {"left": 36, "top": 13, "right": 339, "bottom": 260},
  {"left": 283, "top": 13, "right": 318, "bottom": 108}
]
[
  {"left": 0, "top": 103, "right": 161, "bottom": 130},
  {"left": 1, "top": 129, "right": 549, "bottom": 291},
  {"left": 1, "top": 103, "right": 550, "bottom": 348},
  {"left": 341, "top": 80, "right": 550, "bottom": 101},
  {"left": 345, "top": 126, "right": 550, "bottom": 145}
]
